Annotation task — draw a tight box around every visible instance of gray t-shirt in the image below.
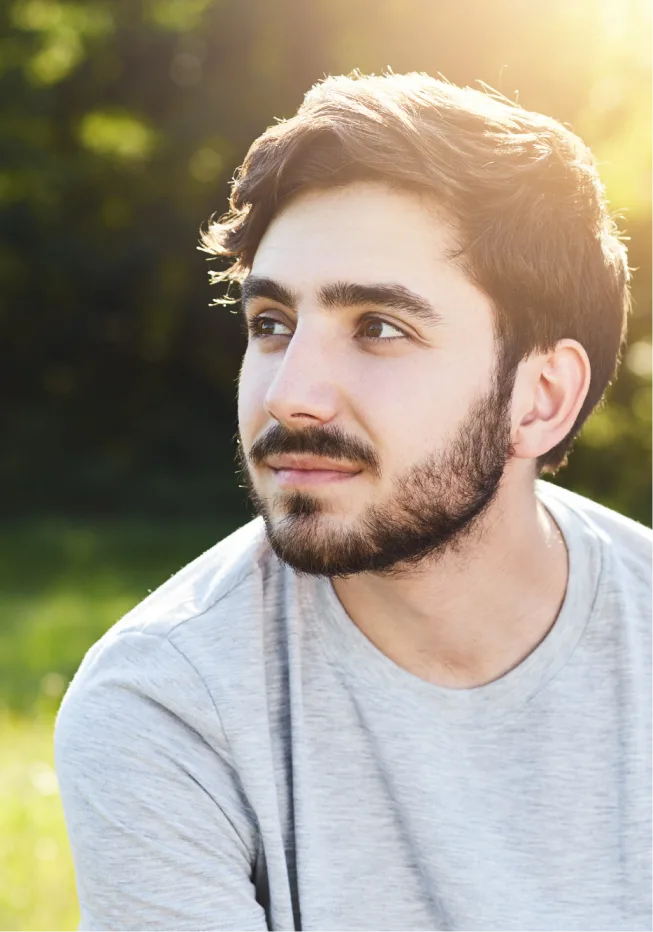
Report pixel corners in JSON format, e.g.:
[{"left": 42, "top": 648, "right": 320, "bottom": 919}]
[{"left": 54, "top": 481, "right": 652, "bottom": 932}]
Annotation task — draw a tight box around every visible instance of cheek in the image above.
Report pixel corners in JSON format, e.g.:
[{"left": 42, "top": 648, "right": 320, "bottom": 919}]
[
  {"left": 360, "top": 359, "right": 474, "bottom": 463},
  {"left": 237, "top": 351, "right": 270, "bottom": 441}
]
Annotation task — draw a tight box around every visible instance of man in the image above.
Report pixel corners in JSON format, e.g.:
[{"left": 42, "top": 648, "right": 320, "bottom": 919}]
[{"left": 55, "top": 72, "right": 651, "bottom": 931}]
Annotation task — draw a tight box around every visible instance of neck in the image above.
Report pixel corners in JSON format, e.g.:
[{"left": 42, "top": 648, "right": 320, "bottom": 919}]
[{"left": 331, "top": 477, "right": 568, "bottom": 689}]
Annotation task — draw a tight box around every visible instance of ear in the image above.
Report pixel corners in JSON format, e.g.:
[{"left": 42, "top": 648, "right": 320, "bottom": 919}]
[{"left": 511, "top": 340, "right": 591, "bottom": 462}]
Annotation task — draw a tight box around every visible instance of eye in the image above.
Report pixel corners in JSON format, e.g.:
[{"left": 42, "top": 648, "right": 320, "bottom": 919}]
[
  {"left": 246, "top": 314, "right": 292, "bottom": 339},
  {"left": 359, "top": 316, "right": 407, "bottom": 342}
]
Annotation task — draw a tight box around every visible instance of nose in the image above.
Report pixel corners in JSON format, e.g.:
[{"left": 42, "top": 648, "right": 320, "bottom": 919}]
[{"left": 263, "top": 323, "right": 341, "bottom": 427}]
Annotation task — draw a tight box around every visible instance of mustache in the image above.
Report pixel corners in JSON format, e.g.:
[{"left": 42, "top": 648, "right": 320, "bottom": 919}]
[{"left": 244, "top": 423, "right": 381, "bottom": 475}]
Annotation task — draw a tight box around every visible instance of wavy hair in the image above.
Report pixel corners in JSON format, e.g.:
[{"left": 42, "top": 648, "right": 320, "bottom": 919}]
[{"left": 201, "top": 71, "right": 630, "bottom": 471}]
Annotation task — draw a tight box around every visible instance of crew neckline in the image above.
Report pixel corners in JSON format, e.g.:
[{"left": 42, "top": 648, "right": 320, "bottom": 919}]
[{"left": 305, "top": 481, "right": 606, "bottom": 724}]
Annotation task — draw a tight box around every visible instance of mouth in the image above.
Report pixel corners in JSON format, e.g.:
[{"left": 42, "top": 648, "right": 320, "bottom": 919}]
[
  {"left": 265, "top": 454, "right": 362, "bottom": 488},
  {"left": 263, "top": 453, "right": 363, "bottom": 486},
  {"left": 269, "top": 466, "right": 362, "bottom": 487}
]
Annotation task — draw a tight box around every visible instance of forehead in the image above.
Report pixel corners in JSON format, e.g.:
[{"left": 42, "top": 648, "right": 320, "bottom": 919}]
[{"left": 251, "top": 182, "right": 457, "bottom": 287}]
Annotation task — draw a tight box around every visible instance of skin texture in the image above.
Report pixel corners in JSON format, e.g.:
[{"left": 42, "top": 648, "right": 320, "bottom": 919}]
[{"left": 237, "top": 182, "right": 591, "bottom": 688}]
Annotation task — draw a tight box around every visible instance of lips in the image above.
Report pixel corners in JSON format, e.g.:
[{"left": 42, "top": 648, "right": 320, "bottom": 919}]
[
  {"left": 264, "top": 454, "right": 362, "bottom": 488},
  {"left": 265, "top": 454, "right": 360, "bottom": 474}
]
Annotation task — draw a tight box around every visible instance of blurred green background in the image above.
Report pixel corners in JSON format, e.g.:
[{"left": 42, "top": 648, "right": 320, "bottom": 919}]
[{"left": 1, "top": 0, "right": 651, "bottom": 928}]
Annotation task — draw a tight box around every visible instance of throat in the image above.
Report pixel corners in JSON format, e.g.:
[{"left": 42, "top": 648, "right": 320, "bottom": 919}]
[{"left": 331, "top": 501, "right": 569, "bottom": 690}]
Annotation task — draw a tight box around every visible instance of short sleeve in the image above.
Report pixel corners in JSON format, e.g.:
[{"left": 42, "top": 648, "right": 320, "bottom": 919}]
[{"left": 54, "top": 629, "right": 269, "bottom": 932}]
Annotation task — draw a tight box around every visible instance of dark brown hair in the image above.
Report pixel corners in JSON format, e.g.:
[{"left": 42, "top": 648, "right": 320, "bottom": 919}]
[{"left": 201, "top": 70, "right": 631, "bottom": 471}]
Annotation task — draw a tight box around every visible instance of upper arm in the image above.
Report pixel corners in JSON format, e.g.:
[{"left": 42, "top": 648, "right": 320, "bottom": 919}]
[{"left": 54, "top": 631, "right": 268, "bottom": 932}]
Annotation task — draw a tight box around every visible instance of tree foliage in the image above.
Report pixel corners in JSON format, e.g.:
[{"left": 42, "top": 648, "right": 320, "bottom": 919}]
[{"left": 1, "top": 0, "right": 650, "bottom": 522}]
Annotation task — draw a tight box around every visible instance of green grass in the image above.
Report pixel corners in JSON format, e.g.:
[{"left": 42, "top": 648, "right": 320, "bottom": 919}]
[
  {"left": 1, "top": 516, "right": 241, "bottom": 931},
  {"left": 0, "top": 713, "right": 79, "bottom": 932}
]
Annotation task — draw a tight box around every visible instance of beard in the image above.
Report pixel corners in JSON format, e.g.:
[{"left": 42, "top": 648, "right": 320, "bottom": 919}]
[{"left": 237, "top": 365, "right": 515, "bottom": 579}]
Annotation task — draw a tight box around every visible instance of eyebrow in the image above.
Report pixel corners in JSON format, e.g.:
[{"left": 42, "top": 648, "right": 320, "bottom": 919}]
[
  {"left": 240, "top": 275, "right": 442, "bottom": 326},
  {"left": 320, "top": 281, "right": 443, "bottom": 326},
  {"left": 240, "top": 276, "right": 299, "bottom": 313}
]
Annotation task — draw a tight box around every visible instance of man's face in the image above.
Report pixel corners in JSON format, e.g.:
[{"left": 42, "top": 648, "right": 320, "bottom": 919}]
[{"left": 237, "top": 182, "right": 515, "bottom": 578}]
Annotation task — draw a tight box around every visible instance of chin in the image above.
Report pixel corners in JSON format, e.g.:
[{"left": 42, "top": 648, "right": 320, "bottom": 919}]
[
  {"left": 259, "top": 509, "right": 350, "bottom": 570},
  {"left": 267, "top": 507, "right": 346, "bottom": 535}
]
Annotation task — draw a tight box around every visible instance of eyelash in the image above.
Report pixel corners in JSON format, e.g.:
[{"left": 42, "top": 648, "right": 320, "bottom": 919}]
[{"left": 245, "top": 313, "right": 408, "bottom": 344}]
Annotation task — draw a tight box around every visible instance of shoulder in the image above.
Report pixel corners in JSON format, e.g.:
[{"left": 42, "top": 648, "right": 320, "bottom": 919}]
[
  {"left": 113, "top": 514, "right": 273, "bottom": 640},
  {"left": 537, "top": 479, "right": 652, "bottom": 585},
  {"left": 57, "top": 516, "right": 284, "bottom": 739}
]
